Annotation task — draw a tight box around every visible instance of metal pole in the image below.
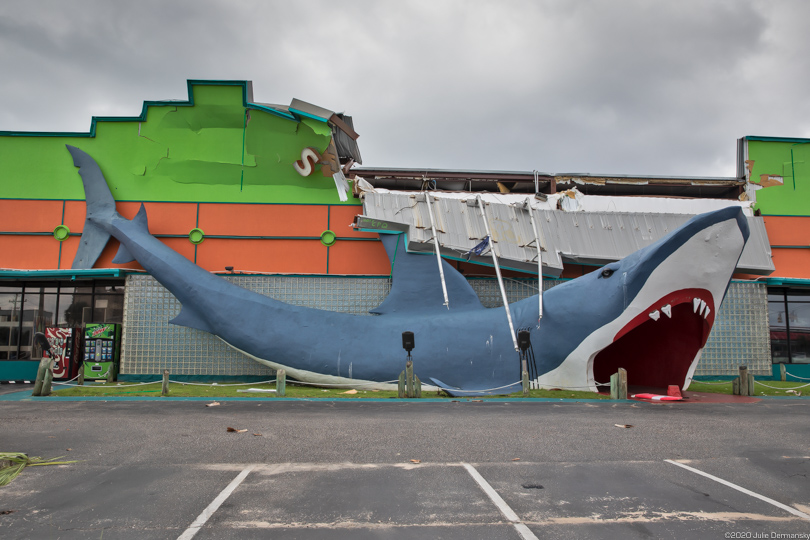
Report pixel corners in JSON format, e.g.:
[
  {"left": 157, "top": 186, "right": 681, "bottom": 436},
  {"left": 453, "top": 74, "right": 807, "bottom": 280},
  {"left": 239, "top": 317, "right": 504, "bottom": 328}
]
[
  {"left": 424, "top": 192, "right": 450, "bottom": 309},
  {"left": 526, "top": 198, "right": 544, "bottom": 323},
  {"left": 476, "top": 195, "right": 519, "bottom": 352}
]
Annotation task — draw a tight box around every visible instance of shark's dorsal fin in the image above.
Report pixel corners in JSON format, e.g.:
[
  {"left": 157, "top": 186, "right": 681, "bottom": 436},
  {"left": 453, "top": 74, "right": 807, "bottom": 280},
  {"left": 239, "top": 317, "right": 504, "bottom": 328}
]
[
  {"left": 67, "top": 145, "right": 116, "bottom": 270},
  {"left": 112, "top": 204, "right": 149, "bottom": 264},
  {"left": 370, "top": 234, "right": 483, "bottom": 315}
]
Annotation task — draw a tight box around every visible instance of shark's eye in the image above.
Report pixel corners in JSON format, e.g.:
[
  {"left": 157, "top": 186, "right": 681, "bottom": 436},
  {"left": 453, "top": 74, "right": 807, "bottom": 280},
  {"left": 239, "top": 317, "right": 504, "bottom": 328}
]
[{"left": 601, "top": 268, "right": 614, "bottom": 278}]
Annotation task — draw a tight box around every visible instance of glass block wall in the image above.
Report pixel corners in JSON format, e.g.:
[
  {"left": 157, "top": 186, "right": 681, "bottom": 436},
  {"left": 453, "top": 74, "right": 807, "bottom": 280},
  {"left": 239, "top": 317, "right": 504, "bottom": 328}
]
[
  {"left": 121, "top": 275, "right": 770, "bottom": 376},
  {"left": 697, "top": 281, "right": 771, "bottom": 376}
]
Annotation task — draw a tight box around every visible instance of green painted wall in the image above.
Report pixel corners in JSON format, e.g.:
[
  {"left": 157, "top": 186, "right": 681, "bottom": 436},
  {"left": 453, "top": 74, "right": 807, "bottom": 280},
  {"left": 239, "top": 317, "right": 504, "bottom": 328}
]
[
  {"left": 747, "top": 138, "right": 810, "bottom": 216},
  {"left": 0, "top": 81, "right": 360, "bottom": 205}
]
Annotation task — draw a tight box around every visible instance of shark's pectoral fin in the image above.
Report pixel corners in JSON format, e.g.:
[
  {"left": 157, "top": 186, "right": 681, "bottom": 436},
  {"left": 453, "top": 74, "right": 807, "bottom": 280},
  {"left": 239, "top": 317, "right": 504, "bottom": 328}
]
[
  {"left": 429, "top": 377, "right": 521, "bottom": 397},
  {"left": 112, "top": 243, "right": 135, "bottom": 264},
  {"left": 71, "top": 222, "right": 111, "bottom": 270},
  {"left": 169, "top": 306, "right": 213, "bottom": 334}
]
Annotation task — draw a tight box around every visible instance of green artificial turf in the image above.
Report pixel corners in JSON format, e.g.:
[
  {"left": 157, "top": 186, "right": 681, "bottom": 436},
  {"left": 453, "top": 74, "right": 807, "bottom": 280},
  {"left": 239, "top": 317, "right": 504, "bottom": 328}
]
[
  {"left": 688, "top": 379, "right": 809, "bottom": 397},
  {"left": 51, "top": 382, "right": 609, "bottom": 400}
]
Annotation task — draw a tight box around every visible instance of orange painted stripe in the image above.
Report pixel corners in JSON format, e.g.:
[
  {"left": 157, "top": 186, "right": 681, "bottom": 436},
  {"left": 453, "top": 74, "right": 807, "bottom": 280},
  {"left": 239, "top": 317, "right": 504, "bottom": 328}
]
[
  {"left": 58, "top": 236, "right": 196, "bottom": 271},
  {"left": 115, "top": 202, "right": 197, "bottom": 235},
  {"left": 63, "top": 201, "right": 196, "bottom": 236},
  {"left": 763, "top": 216, "right": 810, "bottom": 247},
  {"left": 327, "top": 240, "right": 391, "bottom": 275},
  {"left": 199, "top": 204, "right": 327, "bottom": 237},
  {"left": 195, "top": 239, "right": 327, "bottom": 274},
  {"left": 63, "top": 201, "right": 87, "bottom": 233},
  {"left": 0, "top": 235, "right": 60, "bottom": 270},
  {"left": 328, "top": 205, "right": 377, "bottom": 238},
  {"left": 0, "top": 200, "right": 63, "bottom": 233},
  {"left": 770, "top": 248, "right": 810, "bottom": 280}
]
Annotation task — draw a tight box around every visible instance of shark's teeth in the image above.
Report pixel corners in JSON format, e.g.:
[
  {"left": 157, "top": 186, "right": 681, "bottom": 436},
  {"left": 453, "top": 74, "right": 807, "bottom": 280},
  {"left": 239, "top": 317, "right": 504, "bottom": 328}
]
[
  {"left": 661, "top": 304, "right": 672, "bottom": 318},
  {"left": 699, "top": 299, "right": 707, "bottom": 316},
  {"left": 704, "top": 306, "right": 710, "bottom": 319},
  {"left": 649, "top": 310, "right": 661, "bottom": 321},
  {"left": 693, "top": 298, "right": 701, "bottom": 313}
]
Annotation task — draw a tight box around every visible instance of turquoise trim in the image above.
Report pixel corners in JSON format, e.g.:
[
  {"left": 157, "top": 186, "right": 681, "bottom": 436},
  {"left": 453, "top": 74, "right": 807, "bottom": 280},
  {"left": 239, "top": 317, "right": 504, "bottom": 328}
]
[
  {"left": 763, "top": 277, "right": 810, "bottom": 287},
  {"left": 0, "top": 80, "right": 296, "bottom": 138},
  {"left": 745, "top": 136, "right": 810, "bottom": 143},
  {"left": 288, "top": 107, "right": 329, "bottom": 123},
  {"left": 0, "top": 197, "right": 360, "bottom": 207},
  {"left": 0, "top": 361, "right": 39, "bottom": 382},
  {"left": 0, "top": 393, "right": 618, "bottom": 403},
  {"left": 771, "top": 245, "right": 810, "bottom": 249},
  {"left": 0, "top": 269, "right": 127, "bottom": 279}
]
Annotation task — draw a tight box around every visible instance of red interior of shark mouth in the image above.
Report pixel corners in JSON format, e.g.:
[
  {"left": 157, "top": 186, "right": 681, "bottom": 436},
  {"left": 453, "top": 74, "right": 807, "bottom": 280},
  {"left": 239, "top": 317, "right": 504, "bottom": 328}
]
[{"left": 592, "top": 288, "right": 715, "bottom": 390}]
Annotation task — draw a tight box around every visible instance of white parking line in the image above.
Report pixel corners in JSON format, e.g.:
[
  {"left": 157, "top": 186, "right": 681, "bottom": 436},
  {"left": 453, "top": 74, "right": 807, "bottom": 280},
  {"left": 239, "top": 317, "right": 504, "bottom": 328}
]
[
  {"left": 178, "top": 464, "right": 256, "bottom": 540},
  {"left": 665, "top": 459, "right": 810, "bottom": 522},
  {"left": 462, "top": 463, "right": 539, "bottom": 540}
]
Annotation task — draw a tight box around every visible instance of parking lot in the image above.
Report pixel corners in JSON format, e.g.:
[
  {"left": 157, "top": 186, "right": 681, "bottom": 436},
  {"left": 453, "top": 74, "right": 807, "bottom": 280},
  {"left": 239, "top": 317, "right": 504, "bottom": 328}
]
[{"left": 1, "top": 392, "right": 808, "bottom": 539}]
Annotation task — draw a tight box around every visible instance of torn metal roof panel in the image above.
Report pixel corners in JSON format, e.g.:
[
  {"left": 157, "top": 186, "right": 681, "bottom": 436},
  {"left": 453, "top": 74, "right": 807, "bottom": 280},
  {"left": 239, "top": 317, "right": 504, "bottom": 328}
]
[
  {"left": 288, "top": 98, "right": 335, "bottom": 122},
  {"left": 359, "top": 191, "right": 774, "bottom": 276},
  {"left": 332, "top": 114, "right": 362, "bottom": 164}
]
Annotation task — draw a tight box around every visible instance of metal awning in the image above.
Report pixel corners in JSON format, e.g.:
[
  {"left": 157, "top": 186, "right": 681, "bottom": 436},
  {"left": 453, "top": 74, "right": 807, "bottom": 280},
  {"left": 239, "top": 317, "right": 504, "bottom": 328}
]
[{"left": 357, "top": 191, "right": 775, "bottom": 277}]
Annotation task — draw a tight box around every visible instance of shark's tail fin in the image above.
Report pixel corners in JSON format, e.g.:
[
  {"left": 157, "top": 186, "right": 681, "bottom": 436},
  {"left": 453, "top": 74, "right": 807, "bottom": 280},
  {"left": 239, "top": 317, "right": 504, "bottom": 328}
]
[{"left": 66, "top": 145, "right": 146, "bottom": 269}]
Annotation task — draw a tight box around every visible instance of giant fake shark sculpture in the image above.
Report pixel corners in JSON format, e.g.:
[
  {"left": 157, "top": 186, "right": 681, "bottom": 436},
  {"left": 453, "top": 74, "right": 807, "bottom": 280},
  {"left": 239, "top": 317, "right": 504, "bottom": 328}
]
[{"left": 67, "top": 145, "right": 750, "bottom": 396}]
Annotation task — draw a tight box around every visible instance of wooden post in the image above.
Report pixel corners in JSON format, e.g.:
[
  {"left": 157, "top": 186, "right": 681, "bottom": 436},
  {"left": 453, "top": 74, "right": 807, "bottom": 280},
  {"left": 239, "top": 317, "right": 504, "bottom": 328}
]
[
  {"left": 619, "top": 368, "right": 628, "bottom": 399},
  {"left": 78, "top": 367, "right": 85, "bottom": 386},
  {"left": 41, "top": 362, "right": 54, "bottom": 396},
  {"left": 522, "top": 370, "right": 530, "bottom": 396},
  {"left": 780, "top": 364, "right": 787, "bottom": 382},
  {"left": 738, "top": 366, "right": 749, "bottom": 397},
  {"left": 398, "top": 371, "right": 406, "bottom": 398},
  {"left": 748, "top": 374, "right": 756, "bottom": 396},
  {"left": 161, "top": 369, "right": 169, "bottom": 396},
  {"left": 106, "top": 364, "right": 114, "bottom": 383},
  {"left": 276, "top": 369, "right": 286, "bottom": 397},
  {"left": 32, "top": 356, "right": 50, "bottom": 396},
  {"left": 406, "top": 360, "right": 414, "bottom": 398},
  {"left": 414, "top": 375, "right": 422, "bottom": 399},
  {"left": 611, "top": 368, "right": 627, "bottom": 400},
  {"left": 732, "top": 377, "right": 741, "bottom": 395}
]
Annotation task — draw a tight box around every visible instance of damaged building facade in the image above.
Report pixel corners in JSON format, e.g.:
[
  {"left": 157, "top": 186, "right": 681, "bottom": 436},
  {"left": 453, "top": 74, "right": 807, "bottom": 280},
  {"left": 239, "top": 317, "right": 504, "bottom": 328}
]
[{"left": 0, "top": 80, "right": 807, "bottom": 383}]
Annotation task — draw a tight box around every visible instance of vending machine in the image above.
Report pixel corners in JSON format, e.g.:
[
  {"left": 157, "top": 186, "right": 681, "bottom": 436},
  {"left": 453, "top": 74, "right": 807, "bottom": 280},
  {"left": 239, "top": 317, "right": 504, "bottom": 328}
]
[
  {"left": 83, "top": 323, "right": 121, "bottom": 381},
  {"left": 45, "top": 327, "right": 82, "bottom": 380}
]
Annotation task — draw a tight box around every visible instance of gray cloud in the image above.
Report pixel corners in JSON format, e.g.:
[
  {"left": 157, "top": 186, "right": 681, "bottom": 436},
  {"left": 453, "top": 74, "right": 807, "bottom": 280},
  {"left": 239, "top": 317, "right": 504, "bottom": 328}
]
[{"left": 1, "top": 0, "right": 807, "bottom": 177}]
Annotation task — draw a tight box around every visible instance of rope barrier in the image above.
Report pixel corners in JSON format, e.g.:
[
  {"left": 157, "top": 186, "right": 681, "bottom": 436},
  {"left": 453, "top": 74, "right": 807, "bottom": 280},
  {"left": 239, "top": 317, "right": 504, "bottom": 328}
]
[
  {"left": 167, "top": 379, "right": 276, "bottom": 387},
  {"left": 286, "top": 379, "right": 399, "bottom": 388},
  {"left": 51, "top": 375, "right": 80, "bottom": 386},
  {"left": 786, "top": 372, "right": 810, "bottom": 381},
  {"left": 754, "top": 380, "right": 810, "bottom": 390}
]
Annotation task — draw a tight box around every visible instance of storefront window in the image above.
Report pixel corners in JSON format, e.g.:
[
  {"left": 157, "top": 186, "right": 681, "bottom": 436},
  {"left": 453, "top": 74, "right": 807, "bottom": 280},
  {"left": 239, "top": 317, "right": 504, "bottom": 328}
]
[
  {"left": 0, "top": 280, "right": 125, "bottom": 360},
  {"left": 769, "top": 289, "right": 810, "bottom": 364},
  {"left": 0, "top": 288, "right": 23, "bottom": 360},
  {"left": 21, "top": 286, "right": 58, "bottom": 360}
]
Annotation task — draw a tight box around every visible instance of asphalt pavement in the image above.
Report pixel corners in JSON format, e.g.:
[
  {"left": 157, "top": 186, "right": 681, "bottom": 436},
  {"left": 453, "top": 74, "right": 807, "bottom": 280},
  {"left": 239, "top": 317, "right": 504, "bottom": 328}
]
[{"left": 0, "top": 392, "right": 808, "bottom": 539}]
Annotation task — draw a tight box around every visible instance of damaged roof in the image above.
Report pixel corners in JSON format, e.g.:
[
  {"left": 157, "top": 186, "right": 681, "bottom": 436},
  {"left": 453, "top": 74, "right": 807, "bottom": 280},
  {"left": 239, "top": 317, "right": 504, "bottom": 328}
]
[
  {"left": 351, "top": 167, "right": 746, "bottom": 199},
  {"left": 356, "top": 190, "right": 774, "bottom": 276}
]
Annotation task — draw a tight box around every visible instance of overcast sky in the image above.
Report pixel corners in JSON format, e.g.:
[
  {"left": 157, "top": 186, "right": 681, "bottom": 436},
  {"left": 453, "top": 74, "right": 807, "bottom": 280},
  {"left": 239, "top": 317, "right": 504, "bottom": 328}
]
[{"left": 1, "top": 0, "right": 808, "bottom": 177}]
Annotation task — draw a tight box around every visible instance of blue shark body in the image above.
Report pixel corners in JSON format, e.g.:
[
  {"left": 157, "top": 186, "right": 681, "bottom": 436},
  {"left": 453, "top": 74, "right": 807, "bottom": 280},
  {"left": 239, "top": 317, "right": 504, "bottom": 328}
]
[{"left": 67, "top": 145, "right": 750, "bottom": 395}]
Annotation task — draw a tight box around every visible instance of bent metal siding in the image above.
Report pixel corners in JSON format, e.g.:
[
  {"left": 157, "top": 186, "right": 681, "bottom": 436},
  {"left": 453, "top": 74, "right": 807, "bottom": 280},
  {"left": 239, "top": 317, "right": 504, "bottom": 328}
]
[{"left": 121, "top": 275, "right": 771, "bottom": 378}]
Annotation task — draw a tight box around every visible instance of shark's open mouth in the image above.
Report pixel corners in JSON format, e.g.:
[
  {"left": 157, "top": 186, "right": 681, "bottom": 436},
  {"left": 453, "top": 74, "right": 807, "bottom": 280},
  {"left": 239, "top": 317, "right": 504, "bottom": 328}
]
[{"left": 592, "top": 288, "right": 715, "bottom": 390}]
